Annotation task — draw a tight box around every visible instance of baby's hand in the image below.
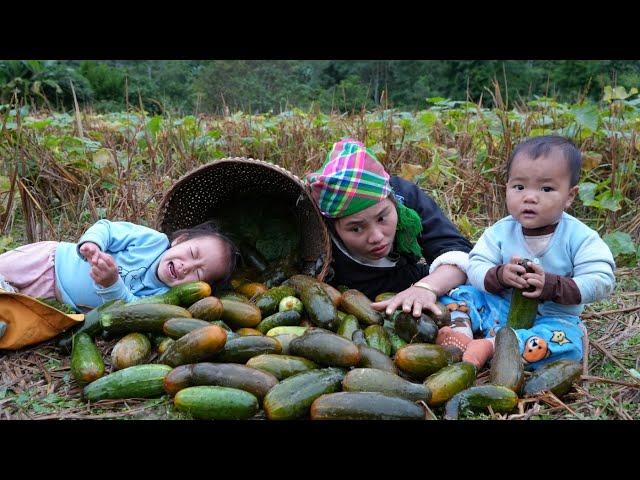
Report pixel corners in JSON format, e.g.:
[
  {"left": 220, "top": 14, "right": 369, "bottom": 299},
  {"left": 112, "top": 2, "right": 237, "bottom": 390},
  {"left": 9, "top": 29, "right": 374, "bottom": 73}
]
[
  {"left": 89, "top": 251, "right": 119, "bottom": 288},
  {"left": 500, "top": 256, "right": 530, "bottom": 290},
  {"left": 521, "top": 261, "right": 545, "bottom": 299},
  {"left": 79, "top": 242, "right": 101, "bottom": 263}
]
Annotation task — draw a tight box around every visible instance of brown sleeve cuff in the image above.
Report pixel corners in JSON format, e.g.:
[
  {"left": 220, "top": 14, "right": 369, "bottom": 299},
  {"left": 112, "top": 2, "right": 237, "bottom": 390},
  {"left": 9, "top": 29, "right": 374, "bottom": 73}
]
[
  {"left": 539, "top": 273, "right": 582, "bottom": 305},
  {"left": 484, "top": 265, "right": 508, "bottom": 294}
]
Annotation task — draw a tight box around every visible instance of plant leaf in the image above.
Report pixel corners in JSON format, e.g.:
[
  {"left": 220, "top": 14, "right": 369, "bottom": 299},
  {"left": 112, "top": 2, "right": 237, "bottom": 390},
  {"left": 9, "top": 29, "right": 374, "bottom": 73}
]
[
  {"left": 603, "top": 231, "right": 636, "bottom": 257},
  {"left": 578, "top": 182, "right": 598, "bottom": 206},
  {"left": 572, "top": 104, "right": 599, "bottom": 132}
]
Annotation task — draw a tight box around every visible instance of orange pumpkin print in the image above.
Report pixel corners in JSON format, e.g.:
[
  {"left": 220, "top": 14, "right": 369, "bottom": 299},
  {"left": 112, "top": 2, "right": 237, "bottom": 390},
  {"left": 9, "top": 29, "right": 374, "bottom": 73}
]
[{"left": 522, "top": 336, "right": 550, "bottom": 363}]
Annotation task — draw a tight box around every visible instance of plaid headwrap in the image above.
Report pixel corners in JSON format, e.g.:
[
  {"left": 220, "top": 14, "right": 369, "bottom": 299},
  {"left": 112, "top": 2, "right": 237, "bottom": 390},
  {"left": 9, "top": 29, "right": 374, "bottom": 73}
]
[
  {"left": 306, "top": 139, "right": 424, "bottom": 259},
  {"left": 306, "top": 139, "right": 392, "bottom": 219}
]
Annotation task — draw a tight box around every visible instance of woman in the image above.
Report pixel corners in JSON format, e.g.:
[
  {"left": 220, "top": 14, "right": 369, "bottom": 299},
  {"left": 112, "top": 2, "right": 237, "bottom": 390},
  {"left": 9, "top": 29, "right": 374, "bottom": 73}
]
[{"left": 306, "top": 138, "right": 473, "bottom": 317}]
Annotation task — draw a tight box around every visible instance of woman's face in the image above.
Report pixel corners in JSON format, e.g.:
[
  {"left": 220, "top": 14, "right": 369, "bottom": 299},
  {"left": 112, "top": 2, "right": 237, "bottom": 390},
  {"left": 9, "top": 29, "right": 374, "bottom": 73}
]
[{"left": 334, "top": 198, "right": 398, "bottom": 260}]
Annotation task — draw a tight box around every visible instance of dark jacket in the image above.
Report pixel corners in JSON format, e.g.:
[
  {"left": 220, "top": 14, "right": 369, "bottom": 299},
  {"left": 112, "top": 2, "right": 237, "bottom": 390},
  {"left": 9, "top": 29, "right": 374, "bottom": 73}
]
[{"left": 327, "top": 176, "right": 473, "bottom": 299}]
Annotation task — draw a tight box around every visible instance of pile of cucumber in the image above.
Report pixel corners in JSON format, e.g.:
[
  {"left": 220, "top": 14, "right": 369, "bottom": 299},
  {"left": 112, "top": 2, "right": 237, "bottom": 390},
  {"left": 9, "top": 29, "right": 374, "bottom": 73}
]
[{"left": 63, "top": 276, "right": 583, "bottom": 420}]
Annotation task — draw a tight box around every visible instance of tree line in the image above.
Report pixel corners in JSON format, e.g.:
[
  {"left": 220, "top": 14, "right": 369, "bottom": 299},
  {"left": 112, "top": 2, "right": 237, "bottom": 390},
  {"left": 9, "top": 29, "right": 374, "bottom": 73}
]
[{"left": 1, "top": 60, "right": 639, "bottom": 114}]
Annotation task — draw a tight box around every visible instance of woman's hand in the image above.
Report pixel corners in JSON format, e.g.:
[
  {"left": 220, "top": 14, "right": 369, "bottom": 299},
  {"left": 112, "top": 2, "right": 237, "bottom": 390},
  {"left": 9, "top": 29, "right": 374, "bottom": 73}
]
[{"left": 371, "top": 285, "right": 442, "bottom": 318}]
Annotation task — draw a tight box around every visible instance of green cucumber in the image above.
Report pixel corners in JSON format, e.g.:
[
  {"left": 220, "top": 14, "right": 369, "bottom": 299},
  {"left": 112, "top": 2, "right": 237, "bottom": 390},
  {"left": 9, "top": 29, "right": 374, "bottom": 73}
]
[
  {"left": 220, "top": 298, "right": 262, "bottom": 329},
  {"left": 444, "top": 385, "right": 519, "bottom": 420},
  {"left": 158, "top": 325, "right": 228, "bottom": 367},
  {"left": 157, "top": 337, "right": 175, "bottom": 354},
  {"left": 423, "top": 362, "right": 476, "bottom": 406},
  {"left": 83, "top": 364, "right": 172, "bottom": 401},
  {"left": 246, "top": 354, "right": 319, "bottom": 380},
  {"left": 187, "top": 296, "right": 224, "bottom": 321},
  {"left": 358, "top": 345, "right": 397, "bottom": 373},
  {"left": 70, "top": 333, "right": 105, "bottom": 384},
  {"left": 310, "top": 392, "right": 425, "bottom": 420},
  {"left": 337, "top": 314, "right": 360, "bottom": 340},
  {"left": 163, "top": 318, "right": 212, "bottom": 338},
  {"left": 263, "top": 368, "right": 346, "bottom": 420},
  {"left": 256, "top": 310, "right": 301, "bottom": 334},
  {"left": 130, "top": 281, "right": 211, "bottom": 307},
  {"left": 220, "top": 291, "right": 250, "bottom": 302},
  {"left": 239, "top": 243, "right": 268, "bottom": 272},
  {"left": 235, "top": 328, "right": 263, "bottom": 336},
  {"left": 289, "top": 331, "right": 360, "bottom": 368},
  {"left": 490, "top": 327, "right": 525, "bottom": 393},
  {"left": 285, "top": 275, "right": 342, "bottom": 307},
  {"left": 215, "top": 335, "right": 282, "bottom": 363},
  {"left": 279, "top": 296, "right": 304, "bottom": 313},
  {"left": 190, "top": 362, "right": 278, "bottom": 400},
  {"left": 236, "top": 282, "right": 268, "bottom": 299},
  {"left": 100, "top": 303, "right": 192, "bottom": 335},
  {"left": 394, "top": 343, "right": 450, "bottom": 380},
  {"left": 298, "top": 282, "right": 338, "bottom": 330},
  {"left": 210, "top": 320, "right": 233, "bottom": 333},
  {"left": 342, "top": 368, "right": 430, "bottom": 402},
  {"left": 384, "top": 327, "right": 407, "bottom": 355},
  {"left": 266, "top": 326, "right": 308, "bottom": 337},
  {"left": 57, "top": 299, "right": 124, "bottom": 352},
  {"left": 441, "top": 345, "right": 464, "bottom": 364},
  {"left": 174, "top": 386, "right": 258, "bottom": 420},
  {"left": 522, "top": 360, "right": 582, "bottom": 397},
  {"left": 374, "top": 292, "right": 397, "bottom": 303},
  {"left": 394, "top": 312, "right": 438, "bottom": 344},
  {"left": 364, "top": 324, "right": 391, "bottom": 356},
  {"left": 255, "top": 285, "right": 297, "bottom": 316},
  {"left": 340, "top": 289, "right": 383, "bottom": 326},
  {"left": 164, "top": 364, "right": 195, "bottom": 396},
  {"left": 506, "top": 258, "right": 539, "bottom": 330},
  {"left": 110, "top": 332, "right": 151, "bottom": 370},
  {"left": 351, "top": 329, "right": 367, "bottom": 346}
]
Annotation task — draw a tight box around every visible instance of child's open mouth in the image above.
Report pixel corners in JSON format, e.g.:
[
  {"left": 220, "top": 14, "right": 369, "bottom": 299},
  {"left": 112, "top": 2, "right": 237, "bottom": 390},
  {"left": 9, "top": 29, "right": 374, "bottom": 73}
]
[
  {"left": 522, "top": 209, "right": 537, "bottom": 217},
  {"left": 169, "top": 261, "right": 177, "bottom": 279}
]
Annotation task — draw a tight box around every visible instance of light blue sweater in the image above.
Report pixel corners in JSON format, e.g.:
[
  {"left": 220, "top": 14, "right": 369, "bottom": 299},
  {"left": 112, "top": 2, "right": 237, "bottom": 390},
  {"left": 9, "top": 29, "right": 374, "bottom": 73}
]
[
  {"left": 467, "top": 212, "right": 616, "bottom": 318},
  {"left": 54, "top": 220, "right": 171, "bottom": 310}
]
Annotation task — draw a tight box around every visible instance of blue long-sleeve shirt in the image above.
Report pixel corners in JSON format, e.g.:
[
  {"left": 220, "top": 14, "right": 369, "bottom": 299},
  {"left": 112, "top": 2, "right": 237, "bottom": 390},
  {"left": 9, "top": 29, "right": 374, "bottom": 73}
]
[
  {"left": 54, "top": 220, "right": 171, "bottom": 310},
  {"left": 467, "top": 212, "right": 616, "bottom": 318}
]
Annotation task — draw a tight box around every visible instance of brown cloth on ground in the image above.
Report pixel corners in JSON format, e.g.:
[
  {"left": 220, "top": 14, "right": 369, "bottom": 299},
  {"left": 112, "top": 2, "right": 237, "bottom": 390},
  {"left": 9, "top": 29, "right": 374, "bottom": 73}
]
[{"left": 0, "top": 291, "right": 83, "bottom": 350}]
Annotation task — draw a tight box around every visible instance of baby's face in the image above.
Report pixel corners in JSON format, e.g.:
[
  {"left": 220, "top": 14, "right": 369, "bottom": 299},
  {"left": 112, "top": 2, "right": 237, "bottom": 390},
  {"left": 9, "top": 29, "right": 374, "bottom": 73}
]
[
  {"left": 157, "top": 235, "right": 228, "bottom": 287},
  {"left": 506, "top": 150, "right": 578, "bottom": 230}
]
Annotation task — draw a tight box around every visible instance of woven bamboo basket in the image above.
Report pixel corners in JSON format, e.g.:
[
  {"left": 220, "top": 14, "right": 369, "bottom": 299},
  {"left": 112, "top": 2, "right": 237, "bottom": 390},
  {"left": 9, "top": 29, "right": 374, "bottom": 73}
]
[{"left": 156, "top": 157, "right": 332, "bottom": 281}]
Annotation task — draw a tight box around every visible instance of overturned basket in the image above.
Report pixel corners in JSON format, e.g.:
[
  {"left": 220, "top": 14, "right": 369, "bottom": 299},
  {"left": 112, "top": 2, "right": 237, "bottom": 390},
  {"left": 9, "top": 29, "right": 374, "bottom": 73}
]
[{"left": 156, "top": 157, "right": 332, "bottom": 281}]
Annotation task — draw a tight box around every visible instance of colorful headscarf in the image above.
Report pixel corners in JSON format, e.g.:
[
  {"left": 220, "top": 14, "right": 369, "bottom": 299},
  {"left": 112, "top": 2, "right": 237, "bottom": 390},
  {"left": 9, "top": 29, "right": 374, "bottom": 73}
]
[
  {"left": 306, "top": 138, "right": 424, "bottom": 258},
  {"left": 306, "top": 138, "right": 392, "bottom": 218}
]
